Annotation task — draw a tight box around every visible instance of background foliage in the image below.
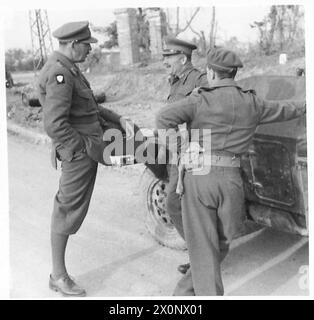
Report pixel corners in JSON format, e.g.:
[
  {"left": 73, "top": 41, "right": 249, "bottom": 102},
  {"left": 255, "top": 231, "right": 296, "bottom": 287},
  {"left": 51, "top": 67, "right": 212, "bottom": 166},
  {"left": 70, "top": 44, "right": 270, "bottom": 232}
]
[{"left": 5, "top": 5, "right": 305, "bottom": 73}]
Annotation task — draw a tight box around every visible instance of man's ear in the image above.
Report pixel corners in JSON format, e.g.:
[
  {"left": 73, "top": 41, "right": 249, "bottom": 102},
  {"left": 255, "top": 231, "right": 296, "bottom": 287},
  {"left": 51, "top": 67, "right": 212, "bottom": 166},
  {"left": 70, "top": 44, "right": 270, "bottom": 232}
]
[{"left": 181, "top": 55, "right": 187, "bottom": 65}]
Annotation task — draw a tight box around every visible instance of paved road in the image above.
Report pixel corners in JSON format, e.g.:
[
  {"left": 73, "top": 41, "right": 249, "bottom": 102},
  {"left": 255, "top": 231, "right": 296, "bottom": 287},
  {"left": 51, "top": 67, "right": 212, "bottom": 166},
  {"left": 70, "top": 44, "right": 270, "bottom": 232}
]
[{"left": 8, "top": 135, "right": 309, "bottom": 298}]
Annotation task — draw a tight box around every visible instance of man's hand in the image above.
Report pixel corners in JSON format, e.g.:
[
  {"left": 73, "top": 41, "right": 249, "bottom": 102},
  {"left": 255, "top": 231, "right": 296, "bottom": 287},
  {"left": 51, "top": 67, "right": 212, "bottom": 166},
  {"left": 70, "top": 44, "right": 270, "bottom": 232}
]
[{"left": 119, "top": 116, "right": 134, "bottom": 140}]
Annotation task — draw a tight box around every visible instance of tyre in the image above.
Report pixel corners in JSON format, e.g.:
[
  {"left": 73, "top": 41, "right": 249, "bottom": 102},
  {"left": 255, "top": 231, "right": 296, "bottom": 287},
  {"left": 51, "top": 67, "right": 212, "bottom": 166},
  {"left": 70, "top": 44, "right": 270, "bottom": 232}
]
[{"left": 140, "top": 167, "right": 186, "bottom": 250}]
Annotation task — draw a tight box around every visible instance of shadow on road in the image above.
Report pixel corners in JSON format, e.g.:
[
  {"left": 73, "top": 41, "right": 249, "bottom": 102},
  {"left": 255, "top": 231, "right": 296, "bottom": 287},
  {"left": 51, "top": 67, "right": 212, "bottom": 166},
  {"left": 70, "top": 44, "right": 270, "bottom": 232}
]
[
  {"left": 224, "top": 228, "right": 308, "bottom": 295},
  {"left": 76, "top": 244, "right": 162, "bottom": 296}
]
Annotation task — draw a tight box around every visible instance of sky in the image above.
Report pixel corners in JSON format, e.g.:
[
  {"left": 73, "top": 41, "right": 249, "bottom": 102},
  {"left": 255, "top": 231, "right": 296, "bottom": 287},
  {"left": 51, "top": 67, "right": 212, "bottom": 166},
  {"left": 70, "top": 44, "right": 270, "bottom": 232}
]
[{"left": 2, "top": 5, "right": 271, "bottom": 50}]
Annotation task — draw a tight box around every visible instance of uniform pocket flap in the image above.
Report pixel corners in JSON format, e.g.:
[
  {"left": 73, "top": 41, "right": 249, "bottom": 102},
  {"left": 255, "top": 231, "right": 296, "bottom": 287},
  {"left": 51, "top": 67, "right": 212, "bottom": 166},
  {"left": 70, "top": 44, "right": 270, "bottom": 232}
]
[
  {"left": 76, "top": 88, "right": 92, "bottom": 99},
  {"left": 56, "top": 146, "right": 74, "bottom": 162}
]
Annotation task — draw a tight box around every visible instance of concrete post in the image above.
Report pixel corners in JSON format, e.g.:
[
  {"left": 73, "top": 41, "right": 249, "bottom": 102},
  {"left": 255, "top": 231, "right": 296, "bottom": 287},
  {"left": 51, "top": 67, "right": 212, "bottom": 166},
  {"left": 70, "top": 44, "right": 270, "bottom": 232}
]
[
  {"left": 114, "top": 8, "right": 140, "bottom": 65},
  {"left": 146, "top": 8, "right": 163, "bottom": 60}
]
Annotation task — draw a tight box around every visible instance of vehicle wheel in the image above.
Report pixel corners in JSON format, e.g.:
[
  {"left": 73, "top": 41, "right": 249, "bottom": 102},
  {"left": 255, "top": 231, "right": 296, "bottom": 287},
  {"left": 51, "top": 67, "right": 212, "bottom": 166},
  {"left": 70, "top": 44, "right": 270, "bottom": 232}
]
[{"left": 140, "top": 168, "right": 186, "bottom": 250}]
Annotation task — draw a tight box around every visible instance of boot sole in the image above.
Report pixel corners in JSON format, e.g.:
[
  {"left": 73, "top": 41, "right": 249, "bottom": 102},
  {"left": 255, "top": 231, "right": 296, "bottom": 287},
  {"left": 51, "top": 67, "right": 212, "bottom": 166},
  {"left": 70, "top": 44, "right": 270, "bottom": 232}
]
[{"left": 49, "top": 282, "right": 86, "bottom": 297}]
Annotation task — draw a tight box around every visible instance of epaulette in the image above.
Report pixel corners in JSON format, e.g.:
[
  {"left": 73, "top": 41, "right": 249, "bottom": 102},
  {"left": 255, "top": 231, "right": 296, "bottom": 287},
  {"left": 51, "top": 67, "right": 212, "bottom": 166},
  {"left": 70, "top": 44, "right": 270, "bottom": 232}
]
[
  {"left": 56, "top": 60, "right": 78, "bottom": 76},
  {"left": 191, "top": 68, "right": 206, "bottom": 79},
  {"left": 191, "top": 86, "right": 215, "bottom": 95},
  {"left": 55, "top": 61, "right": 65, "bottom": 69},
  {"left": 241, "top": 88, "right": 256, "bottom": 95},
  {"left": 69, "top": 67, "right": 78, "bottom": 76},
  {"left": 197, "top": 86, "right": 215, "bottom": 93}
]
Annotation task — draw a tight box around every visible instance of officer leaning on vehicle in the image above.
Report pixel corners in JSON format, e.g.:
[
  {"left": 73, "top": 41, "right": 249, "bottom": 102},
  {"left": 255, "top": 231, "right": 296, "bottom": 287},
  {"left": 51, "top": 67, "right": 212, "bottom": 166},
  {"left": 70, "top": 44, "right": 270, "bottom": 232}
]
[
  {"left": 155, "top": 47, "right": 306, "bottom": 296},
  {"left": 37, "top": 21, "right": 132, "bottom": 297},
  {"left": 162, "top": 36, "right": 208, "bottom": 275}
]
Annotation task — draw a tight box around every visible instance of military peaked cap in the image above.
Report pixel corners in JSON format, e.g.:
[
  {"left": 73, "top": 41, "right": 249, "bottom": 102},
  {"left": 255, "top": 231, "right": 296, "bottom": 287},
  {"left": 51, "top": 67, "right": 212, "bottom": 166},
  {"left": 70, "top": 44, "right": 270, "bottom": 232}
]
[
  {"left": 162, "top": 36, "right": 197, "bottom": 56},
  {"left": 207, "top": 47, "right": 243, "bottom": 72},
  {"left": 52, "top": 21, "right": 98, "bottom": 43}
]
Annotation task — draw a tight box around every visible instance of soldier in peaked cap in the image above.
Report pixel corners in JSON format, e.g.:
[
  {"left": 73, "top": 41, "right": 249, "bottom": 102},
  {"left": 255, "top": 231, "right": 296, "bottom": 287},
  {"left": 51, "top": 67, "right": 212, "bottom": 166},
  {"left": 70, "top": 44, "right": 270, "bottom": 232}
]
[
  {"left": 37, "top": 21, "right": 132, "bottom": 297},
  {"left": 156, "top": 47, "right": 306, "bottom": 295},
  {"left": 160, "top": 36, "right": 208, "bottom": 275},
  {"left": 162, "top": 36, "right": 207, "bottom": 102},
  {"left": 52, "top": 21, "right": 98, "bottom": 43}
]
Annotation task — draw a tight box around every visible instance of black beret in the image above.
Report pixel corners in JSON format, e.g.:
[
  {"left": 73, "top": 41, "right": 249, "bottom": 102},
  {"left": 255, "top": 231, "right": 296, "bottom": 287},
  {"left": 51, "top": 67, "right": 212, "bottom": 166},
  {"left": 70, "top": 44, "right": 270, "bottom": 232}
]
[
  {"left": 52, "top": 21, "right": 97, "bottom": 43},
  {"left": 162, "top": 36, "right": 197, "bottom": 56},
  {"left": 207, "top": 47, "right": 243, "bottom": 72}
]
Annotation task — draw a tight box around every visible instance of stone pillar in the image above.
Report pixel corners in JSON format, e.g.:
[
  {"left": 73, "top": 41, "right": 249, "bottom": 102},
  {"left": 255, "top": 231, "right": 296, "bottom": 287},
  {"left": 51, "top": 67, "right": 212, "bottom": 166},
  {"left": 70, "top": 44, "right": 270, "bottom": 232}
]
[
  {"left": 114, "top": 8, "right": 140, "bottom": 65},
  {"left": 146, "top": 8, "right": 163, "bottom": 60}
]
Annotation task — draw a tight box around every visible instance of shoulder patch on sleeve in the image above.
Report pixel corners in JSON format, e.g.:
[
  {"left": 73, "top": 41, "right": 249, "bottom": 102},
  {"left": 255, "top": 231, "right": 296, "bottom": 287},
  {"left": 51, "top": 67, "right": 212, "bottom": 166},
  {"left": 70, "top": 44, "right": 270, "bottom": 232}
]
[{"left": 56, "top": 74, "right": 65, "bottom": 84}]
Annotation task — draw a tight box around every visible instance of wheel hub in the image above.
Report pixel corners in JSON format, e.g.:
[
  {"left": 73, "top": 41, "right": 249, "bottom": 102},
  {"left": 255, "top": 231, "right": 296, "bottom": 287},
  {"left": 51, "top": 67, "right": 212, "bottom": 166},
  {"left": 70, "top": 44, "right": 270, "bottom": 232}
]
[{"left": 147, "top": 179, "right": 173, "bottom": 228}]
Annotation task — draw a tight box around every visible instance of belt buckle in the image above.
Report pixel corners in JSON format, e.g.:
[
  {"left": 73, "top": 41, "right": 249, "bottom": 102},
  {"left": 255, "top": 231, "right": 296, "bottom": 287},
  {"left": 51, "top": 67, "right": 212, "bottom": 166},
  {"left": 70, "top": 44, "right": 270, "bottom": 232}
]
[
  {"left": 231, "top": 154, "right": 239, "bottom": 166},
  {"left": 185, "top": 152, "right": 204, "bottom": 172}
]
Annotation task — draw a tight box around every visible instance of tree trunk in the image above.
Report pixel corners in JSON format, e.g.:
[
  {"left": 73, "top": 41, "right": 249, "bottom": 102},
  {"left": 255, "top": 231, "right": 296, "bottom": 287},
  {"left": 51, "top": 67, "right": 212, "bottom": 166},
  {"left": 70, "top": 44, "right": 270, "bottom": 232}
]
[
  {"left": 290, "top": 6, "right": 299, "bottom": 42},
  {"left": 200, "top": 30, "right": 206, "bottom": 55},
  {"left": 278, "top": 6, "right": 286, "bottom": 51},
  {"left": 175, "top": 7, "right": 180, "bottom": 35},
  {"left": 209, "top": 6, "right": 216, "bottom": 49},
  {"left": 266, "top": 5, "right": 277, "bottom": 55}
]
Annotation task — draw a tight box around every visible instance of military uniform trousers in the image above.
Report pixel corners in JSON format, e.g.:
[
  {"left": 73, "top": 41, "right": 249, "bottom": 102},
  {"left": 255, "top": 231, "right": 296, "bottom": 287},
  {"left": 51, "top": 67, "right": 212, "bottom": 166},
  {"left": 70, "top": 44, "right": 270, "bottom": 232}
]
[
  {"left": 166, "top": 164, "right": 185, "bottom": 239},
  {"left": 174, "top": 166, "right": 246, "bottom": 296},
  {"left": 51, "top": 149, "right": 98, "bottom": 235}
]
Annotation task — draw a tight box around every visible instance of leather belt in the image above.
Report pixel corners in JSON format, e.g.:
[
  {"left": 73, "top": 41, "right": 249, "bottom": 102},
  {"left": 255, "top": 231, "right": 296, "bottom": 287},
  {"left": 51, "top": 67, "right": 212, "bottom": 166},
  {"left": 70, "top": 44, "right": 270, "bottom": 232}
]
[
  {"left": 176, "top": 151, "right": 240, "bottom": 197},
  {"left": 210, "top": 154, "right": 240, "bottom": 167},
  {"left": 184, "top": 152, "right": 240, "bottom": 171}
]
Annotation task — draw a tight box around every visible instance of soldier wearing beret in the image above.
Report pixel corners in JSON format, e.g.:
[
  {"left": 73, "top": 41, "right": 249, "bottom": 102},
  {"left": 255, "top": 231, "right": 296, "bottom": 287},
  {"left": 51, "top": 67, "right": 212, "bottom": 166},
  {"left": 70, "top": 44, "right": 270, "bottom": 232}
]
[
  {"left": 37, "top": 21, "right": 131, "bottom": 297},
  {"left": 156, "top": 47, "right": 306, "bottom": 295},
  {"left": 162, "top": 36, "right": 207, "bottom": 275}
]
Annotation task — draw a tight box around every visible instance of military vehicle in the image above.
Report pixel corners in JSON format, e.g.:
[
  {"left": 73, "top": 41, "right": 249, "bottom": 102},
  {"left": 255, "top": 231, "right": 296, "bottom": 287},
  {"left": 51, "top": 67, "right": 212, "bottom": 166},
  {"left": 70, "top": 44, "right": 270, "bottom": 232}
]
[{"left": 139, "top": 75, "right": 307, "bottom": 250}]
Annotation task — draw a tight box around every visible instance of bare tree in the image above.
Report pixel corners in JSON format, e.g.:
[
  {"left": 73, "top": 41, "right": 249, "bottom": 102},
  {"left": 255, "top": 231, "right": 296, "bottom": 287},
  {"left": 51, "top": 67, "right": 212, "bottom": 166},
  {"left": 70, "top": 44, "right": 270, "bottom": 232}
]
[
  {"left": 209, "top": 7, "right": 216, "bottom": 49},
  {"left": 176, "top": 7, "right": 180, "bottom": 35},
  {"left": 187, "top": 6, "right": 216, "bottom": 56},
  {"left": 277, "top": 5, "right": 287, "bottom": 51},
  {"left": 188, "top": 25, "right": 207, "bottom": 55},
  {"left": 162, "top": 7, "right": 218, "bottom": 56},
  {"left": 165, "top": 7, "right": 200, "bottom": 36},
  {"left": 250, "top": 5, "right": 304, "bottom": 55},
  {"left": 288, "top": 5, "right": 300, "bottom": 42}
]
